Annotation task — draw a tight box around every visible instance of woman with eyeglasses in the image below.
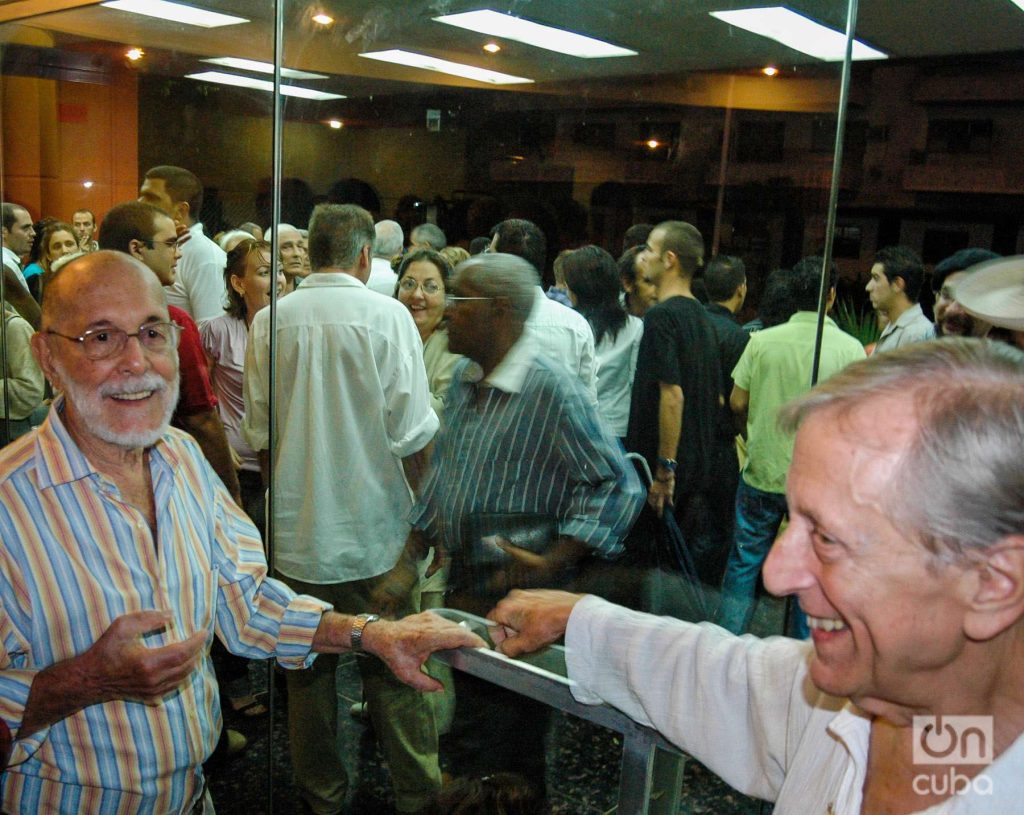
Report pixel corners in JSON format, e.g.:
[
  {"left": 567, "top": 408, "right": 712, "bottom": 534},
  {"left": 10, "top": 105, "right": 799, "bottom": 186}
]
[
  {"left": 394, "top": 248, "right": 463, "bottom": 420},
  {"left": 392, "top": 247, "right": 463, "bottom": 734}
]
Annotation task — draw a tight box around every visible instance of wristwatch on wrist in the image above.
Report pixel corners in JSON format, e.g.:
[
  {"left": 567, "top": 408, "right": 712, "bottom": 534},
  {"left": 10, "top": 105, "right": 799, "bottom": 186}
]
[
  {"left": 350, "top": 613, "right": 381, "bottom": 652},
  {"left": 656, "top": 456, "right": 678, "bottom": 473}
]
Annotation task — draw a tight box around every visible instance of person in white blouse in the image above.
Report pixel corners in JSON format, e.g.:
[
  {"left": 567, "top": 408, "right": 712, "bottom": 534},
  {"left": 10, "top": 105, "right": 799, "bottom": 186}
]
[
  {"left": 488, "top": 338, "right": 1024, "bottom": 815},
  {"left": 200, "top": 237, "right": 283, "bottom": 538},
  {"left": 562, "top": 245, "right": 642, "bottom": 441}
]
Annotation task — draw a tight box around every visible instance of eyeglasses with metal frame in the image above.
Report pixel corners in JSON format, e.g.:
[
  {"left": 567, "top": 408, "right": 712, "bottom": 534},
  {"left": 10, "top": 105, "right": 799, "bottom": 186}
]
[{"left": 46, "top": 321, "right": 182, "bottom": 360}]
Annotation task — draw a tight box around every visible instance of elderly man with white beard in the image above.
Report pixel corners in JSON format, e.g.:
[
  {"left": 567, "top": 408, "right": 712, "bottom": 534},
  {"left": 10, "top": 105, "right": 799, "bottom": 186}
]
[{"left": 0, "top": 251, "right": 483, "bottom": 815}]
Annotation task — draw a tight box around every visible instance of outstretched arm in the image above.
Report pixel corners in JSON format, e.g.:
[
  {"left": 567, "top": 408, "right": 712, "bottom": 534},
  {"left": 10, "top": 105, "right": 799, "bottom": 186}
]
[{"left": 311, "top": 611, "right": 485, "bottom": 692}]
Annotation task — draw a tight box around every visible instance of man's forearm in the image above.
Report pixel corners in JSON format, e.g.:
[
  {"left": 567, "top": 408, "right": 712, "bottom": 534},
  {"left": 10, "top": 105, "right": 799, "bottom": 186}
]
[
  {"left": 657, "top": 383, "right": 684, "bottom": 463},
  {"left": 179, "top": 409, "right": 242, "bottom": 503},
  {"left": 20, "top": 658, "right": 100, "bottom": 738},
  {"left": 402, "top": 442, "right": 433, "bottom": 496}
]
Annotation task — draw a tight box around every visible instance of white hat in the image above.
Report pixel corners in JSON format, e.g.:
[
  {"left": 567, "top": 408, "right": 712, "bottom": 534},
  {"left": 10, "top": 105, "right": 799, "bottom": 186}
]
[{"left": 954, "top": 255, "right": 1024, "bottom": 331}]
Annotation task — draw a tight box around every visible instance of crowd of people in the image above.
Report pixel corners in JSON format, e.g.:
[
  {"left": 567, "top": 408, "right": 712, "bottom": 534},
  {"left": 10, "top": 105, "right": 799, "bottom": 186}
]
[{"left": 1, "top": 164, "right": 1023, "bottom": 815}]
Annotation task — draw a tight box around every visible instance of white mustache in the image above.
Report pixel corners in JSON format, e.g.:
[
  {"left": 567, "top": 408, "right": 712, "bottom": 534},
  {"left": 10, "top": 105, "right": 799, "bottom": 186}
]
[{"left": 98, "top": 373, "right": 168, "bottom": 398}]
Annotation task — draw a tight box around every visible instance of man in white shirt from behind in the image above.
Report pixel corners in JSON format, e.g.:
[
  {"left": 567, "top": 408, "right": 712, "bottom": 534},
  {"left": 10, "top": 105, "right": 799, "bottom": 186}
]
[
  {"left": 139, "top": 165, "right": 227, "bottom": 323},
  {"left": 489, "top": 339, "right": 1024, "bottom": 815},
  {"left": 244, "top": 203, "right": 441, "bottom": 815}
]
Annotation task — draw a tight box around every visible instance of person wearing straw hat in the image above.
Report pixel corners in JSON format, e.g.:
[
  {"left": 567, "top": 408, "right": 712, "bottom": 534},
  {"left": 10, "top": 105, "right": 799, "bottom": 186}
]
[{"left": 953, "top": 255, "right": 1024, "bottom": 350}]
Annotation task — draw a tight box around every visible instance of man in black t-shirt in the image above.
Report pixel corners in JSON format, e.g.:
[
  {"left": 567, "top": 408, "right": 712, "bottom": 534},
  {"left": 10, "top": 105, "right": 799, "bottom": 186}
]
[{"left": 627, "top": 221, "right": 734, "bottom": 587}]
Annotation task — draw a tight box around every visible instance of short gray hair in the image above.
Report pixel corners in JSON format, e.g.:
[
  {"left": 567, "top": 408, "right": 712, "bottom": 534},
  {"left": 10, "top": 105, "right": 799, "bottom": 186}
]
[
  {"left": 308, "top": 204, "right": 374, "bottom": 271},
  {"left": 411, "top": 222, "right": 447, "bottom": 250},
  {"left": 780, "top": 338, "right": 1024, "bottom": 561},
  {"left": 374, "top": 220, "right": 404, "bottom": 258},
  {"left": 455, "top": 253, "right": 537, "bottom": 325}
]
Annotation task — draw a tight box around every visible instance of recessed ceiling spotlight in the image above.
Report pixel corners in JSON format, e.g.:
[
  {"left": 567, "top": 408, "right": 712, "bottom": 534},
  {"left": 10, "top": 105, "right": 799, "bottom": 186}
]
[
  {"left": 646, "top": 139, "right": 660, "bottom": 150},
  {"left": 483, "top": 42, "right": 501, "bottom": 54},
  {"left": 82, "top": 180, "right": 95, "bottom": 189},
  {"left": 328, "top": 119, "right": 343, "bottom": 129},
  {"left": 434, "top": 9, "right": 636, "bottom": 58},
  {"left": 126, "top": 47, "right": 144, "bottom": 61},
  {"left": 762, "top": 65, "right": 779, "bottom": 76},
  {"left": 312, "top": 12, "right": 334, "bottom": 26}
]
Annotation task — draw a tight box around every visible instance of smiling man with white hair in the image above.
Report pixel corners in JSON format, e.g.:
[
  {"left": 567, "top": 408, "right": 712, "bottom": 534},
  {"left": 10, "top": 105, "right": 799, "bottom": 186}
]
[
  {"left": 0, "top": 251, "right": 482, "bottom": 814},
  {"left": 489, "top": 338, "right": 1024, "bottom": 814}
]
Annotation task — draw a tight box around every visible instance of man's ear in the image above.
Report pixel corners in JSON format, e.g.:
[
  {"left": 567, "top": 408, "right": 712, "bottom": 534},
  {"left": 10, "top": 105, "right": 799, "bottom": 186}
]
[
  {"left": 893, "top": 275, "right": 907, "bottom": 294},
  {"left": 30, "top": 332, "right": 63, "bottom": 391},
  {"left": 963, "top": 536, "right": 1024, "bottom": 641},
  {"left": 127, "top": 238, "right": 146, "bottom": 262},
  {"left": 173, "top": 201, "right": 190, "bottom": 228}
]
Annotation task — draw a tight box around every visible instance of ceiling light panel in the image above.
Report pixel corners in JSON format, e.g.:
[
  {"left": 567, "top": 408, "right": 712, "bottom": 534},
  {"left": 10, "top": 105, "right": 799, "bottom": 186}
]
[
  {"left": 709, "top": 7, "right": 887, "bottom": 62},
  {"left": 434, "top": 9, "right": 636, "bottom": 58},
  {"left": 185, "top": 71, "right": 346, "bottom": 100},
  {"left": 202, "top": 58, "right": 327, "bottom": 80},
  {"left": 101, "top": 0, "right": 248, "bottom": 28},
  {"left": 359, "top": 50, "right": 533, "bottom": 85}
]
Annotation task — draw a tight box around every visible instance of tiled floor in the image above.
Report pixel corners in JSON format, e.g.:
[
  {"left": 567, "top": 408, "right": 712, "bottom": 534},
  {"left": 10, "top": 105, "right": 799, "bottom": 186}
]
[{"left": 207, "top": 583, "right": 785, "bottom": 814}]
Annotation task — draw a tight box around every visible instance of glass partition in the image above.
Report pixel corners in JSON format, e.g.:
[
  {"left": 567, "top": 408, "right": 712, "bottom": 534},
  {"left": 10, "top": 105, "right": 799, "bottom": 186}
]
[{"left": 6, "top": 0, "right": 1022, "bottom": 812}]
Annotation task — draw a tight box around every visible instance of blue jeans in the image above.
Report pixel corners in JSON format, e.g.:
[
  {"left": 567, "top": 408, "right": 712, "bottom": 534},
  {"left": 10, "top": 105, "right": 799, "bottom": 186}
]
[{"left": 715, "top": 478, "right": 788, "bottom": 635}]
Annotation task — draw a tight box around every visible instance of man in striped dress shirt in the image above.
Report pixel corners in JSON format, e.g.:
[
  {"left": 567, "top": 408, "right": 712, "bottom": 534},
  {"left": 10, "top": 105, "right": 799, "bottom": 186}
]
[
  {"left": 410, "top": 252, "right": 644, "bottom": 798},
  {"left": 0, "top": 251, "right": 482, "bottom": 814}
]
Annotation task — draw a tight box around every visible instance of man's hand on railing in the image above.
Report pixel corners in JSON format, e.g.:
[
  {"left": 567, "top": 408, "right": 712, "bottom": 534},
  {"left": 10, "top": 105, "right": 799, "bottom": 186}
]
[{"left": 486, "top": 589, "right": 585, "bottom": 658}]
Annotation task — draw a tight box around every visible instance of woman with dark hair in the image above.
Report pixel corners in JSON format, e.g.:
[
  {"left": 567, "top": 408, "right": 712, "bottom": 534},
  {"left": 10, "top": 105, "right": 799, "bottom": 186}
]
[
  {"left": 199, "top": 238, "right": 282, "bottom": 540},
  {"left": 395, "top": 247, "right": 463, "bottom": 419},
  {"left": 564, "top": 245, "right": 644, "bottom": 439},
  {"left": 200, "top": 239, "right": 283, "bottom": 720}
]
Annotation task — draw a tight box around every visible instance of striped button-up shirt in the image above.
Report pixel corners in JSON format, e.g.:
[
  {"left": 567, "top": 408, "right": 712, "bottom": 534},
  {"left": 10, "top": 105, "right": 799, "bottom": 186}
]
[
  {"left": 0, "top": 400, "right": 329, "bottom": 814},
  {"left": 410, "top": 339, "right": 644, "bottom": 591}
]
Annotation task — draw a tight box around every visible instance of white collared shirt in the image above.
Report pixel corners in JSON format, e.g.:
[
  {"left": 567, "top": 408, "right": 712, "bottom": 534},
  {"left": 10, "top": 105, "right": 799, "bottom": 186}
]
[
  {"left": 243, "top": 271, "right": 438, "bottom": 583},
  {"left": 566, "top": 595, "right": 1024, "bottom": 814},
  {"left": 526, "top": 287, "right": 598, "bottom": 401},
  {"left": 367, "top": 256, "right": 399, "bottom": 297},
  {"left": 875, "top": 303, "right": 934, "bottom": 353},
  {"left": 165, "top": 222, "right": 228, "bottom": 323}
]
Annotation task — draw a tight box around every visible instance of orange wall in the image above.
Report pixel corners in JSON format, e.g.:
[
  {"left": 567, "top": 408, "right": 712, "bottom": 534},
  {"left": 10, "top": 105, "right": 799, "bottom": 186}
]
[{"left": 2, "top": 68, "right": 138, "bottom": 226}]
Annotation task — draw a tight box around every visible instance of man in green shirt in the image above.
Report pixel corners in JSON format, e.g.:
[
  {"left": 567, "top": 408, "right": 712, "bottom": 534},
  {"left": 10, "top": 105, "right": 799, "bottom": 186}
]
[{"left": 715, "top": 257, "right": 865, "bottom": 635}]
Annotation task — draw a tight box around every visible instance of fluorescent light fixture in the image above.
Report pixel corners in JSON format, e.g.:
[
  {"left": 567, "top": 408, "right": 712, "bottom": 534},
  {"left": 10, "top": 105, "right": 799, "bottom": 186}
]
[
  {"left": 185, "top": 71, "right": 346, "bottom": 100},
  {"left": 202, "top": 58, "right": 327, "bottom": 80},
  {"left": 359, "top": 49, "right": 533, "bottom": 85},
  {"left": 101, "top": 0, "right": 248, "bottom": 28},
  {"left": 709, "top": 7, "right": 887, "bottom": 61},
  {"left": 434, "top": 9, "right": 636, "bottom": 59}
]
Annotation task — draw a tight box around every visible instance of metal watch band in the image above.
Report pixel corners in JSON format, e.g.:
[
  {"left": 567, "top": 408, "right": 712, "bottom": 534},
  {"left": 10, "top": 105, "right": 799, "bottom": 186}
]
[
  {"left": 350, "top": 613, "right": 381, "bottom": 652},
  {"left": 656, "top": 456, "right": 678, "bottom": 472}
]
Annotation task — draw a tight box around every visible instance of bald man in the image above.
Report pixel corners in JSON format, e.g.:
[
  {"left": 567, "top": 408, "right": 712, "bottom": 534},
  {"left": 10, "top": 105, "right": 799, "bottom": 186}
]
[{"left": 0, "top": 251, "right": 482, "bottom": 814}]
